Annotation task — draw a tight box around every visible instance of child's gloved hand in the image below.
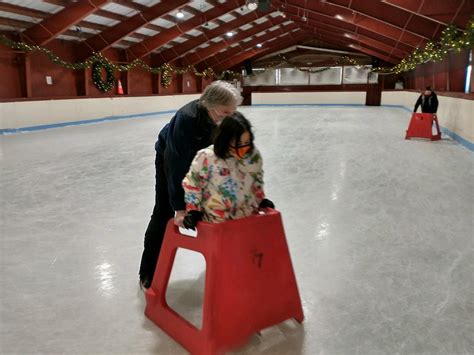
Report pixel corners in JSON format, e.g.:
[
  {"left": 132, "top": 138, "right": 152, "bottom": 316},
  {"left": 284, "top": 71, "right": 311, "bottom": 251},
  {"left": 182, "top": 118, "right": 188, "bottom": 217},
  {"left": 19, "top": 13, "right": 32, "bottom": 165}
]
[
  {"left": 259, "top": 198, "right": 275, "bottom": 209},
  {"left": 183, "top": 210, "right": 204, "bottom": 230}
]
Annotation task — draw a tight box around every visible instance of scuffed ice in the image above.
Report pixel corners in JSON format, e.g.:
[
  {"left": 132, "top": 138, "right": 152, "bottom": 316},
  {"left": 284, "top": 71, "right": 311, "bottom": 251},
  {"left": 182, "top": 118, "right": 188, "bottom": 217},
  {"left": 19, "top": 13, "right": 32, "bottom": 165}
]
[{"left": 1, "top": 106, "right": 473, "bottom": 354}]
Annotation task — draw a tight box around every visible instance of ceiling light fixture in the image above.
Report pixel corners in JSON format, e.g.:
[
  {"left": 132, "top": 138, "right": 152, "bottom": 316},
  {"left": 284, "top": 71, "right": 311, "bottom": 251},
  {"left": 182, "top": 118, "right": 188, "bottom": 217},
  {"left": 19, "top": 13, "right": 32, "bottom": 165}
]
[
  {"left": 335, "top": 14, "right": 343, "bottom": 20},
  {"left": 256, "top": 43, "right": 262, "bottom": 48},
  {"left": 246, "top": 0, "right": 258, "bottom": 11},
  {"left": 226, "top": 32, "right": 234, "bottom": 37},
  {"left": 176, "top": 10, "right": 184, "bottom": 19}
]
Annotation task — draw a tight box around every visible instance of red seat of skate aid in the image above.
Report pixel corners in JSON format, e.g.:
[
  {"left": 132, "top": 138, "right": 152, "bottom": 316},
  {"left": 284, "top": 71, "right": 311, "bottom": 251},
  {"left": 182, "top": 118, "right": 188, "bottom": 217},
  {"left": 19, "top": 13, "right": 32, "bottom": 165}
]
[
  {"left": 405, "top": 113, "right": 441, "bottom": 140},
  {"left": 145, "top": 209, "right": 304, "bottom": 354}
]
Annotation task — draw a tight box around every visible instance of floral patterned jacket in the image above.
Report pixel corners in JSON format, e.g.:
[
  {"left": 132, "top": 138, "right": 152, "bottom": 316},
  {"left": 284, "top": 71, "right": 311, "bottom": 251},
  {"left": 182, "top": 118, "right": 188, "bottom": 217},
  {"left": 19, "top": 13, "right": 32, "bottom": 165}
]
[{"left": 182, "top": 145, "right": 266, "bottom": 223}]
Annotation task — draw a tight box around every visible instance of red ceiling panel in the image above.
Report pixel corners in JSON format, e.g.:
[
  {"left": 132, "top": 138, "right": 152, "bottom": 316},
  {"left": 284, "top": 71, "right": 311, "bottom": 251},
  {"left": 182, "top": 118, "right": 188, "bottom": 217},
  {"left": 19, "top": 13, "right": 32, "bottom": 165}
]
[
  {"left": 80, "top": 1, "right": 189, "bottom": 54},
  {"left": 356, "top": 27, "right": 415, "bottom": 53},
  {"left": 182, "top": 17, "right": 287, "bottom": 67},
  {"left": 352, "top": 14, "right": 425, "bottom": 47},
  {"left": 126, "top": 0, "right": 245, "bottom": 59},
  {"left": 381, "top": 0, "right": 472, "bottom": 28},
  {"left": 237, "top": 32, "right": 323, "bottom": 72},
  {"left": 314, "top": 33, "right": 396, "bottom": 63},
  {"left": 215, "top": 31, "right": 309, "bottom": 71},
  {"left": 21, "top": 0, "right": 111, "bottom": 46},
  {"left": 276, "top": 0, "right": 428, "bottom": 50},
  {"left": 315, "top": 28, "right": 406, "bottom": 60},
  {"left": 248, "top": 32, "right": 311, "bottom": 63},
  {"left": 326, "top": 0, "right": 440, "bottom": 38},
  {"left": 291, "top": 15, "right": 409, "bottom": 59},
  {"left": 202, "top": 24, "right": 301, "bottom": 69},
  {"left": 304, "top": 27, "right": 398, "bottom": 64},
  {"left": 0, "top": 0, "right": 469, "bottom": 73},
  {"left": 282, "top": 10, "right": 401, "bottom": 63},
  {"left": 158, "top": 12, "right": 261, "bottom": 65}
]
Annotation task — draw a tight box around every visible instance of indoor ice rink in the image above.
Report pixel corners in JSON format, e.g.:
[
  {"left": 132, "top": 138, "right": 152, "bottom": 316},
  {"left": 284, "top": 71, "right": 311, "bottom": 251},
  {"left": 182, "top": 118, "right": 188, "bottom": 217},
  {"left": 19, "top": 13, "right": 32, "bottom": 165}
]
[
  {"left": 1, "top": 104, "right": 473, "bottom": 354},
  {"left": 1, "top": 1, "right": 473, "bottom": 354}
]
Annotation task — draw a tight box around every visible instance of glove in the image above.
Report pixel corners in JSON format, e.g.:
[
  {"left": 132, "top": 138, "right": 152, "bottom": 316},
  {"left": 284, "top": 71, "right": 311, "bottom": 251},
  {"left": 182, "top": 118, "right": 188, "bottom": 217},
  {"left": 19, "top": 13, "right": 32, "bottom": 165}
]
[
  {"left": 258, "top": 198, "right": 275, "bottom": 209},
  {"left": 183, "top": 210, "right": 203, "bottom": 230}
]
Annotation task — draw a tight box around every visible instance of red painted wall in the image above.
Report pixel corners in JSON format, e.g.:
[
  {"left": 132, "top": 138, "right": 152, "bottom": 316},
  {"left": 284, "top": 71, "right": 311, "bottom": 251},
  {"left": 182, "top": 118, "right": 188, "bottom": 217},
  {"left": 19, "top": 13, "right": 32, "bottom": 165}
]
[
  {"left": 404, "top": 49, "right": 470, "bottom": 92},
  {"left": 182, "top": 72, "right": 198, "bottom": 93},
  {"left": 3, "top": 35, "right": 470, "bottom": 101},
  {"left": 0, "top": 36, "right": 209, "bottom": 100},
  {"left": 129, "top": 64, "right": 153, "bottom": 96},
  {"left": 382, "top": 74, "right": 404, "bottom": 90},
  {"left": 0, "top": 44, "right": 22, "bottom": 98},
  {"left": 380, "top": 49, "right": 471, "bottom": 93},
  {"left": 414, "top": 66, "right": 424, "bottom": 90},
  {"left": 202, "top": 77, "right": 214, "bottom": 91},
  {"left": 159, "top": 72, "right": 179, "bottom": 95},
  {"left": 422, "top": 60, "right": 435, "bottom": 89},
  {"left": 447, "top": 50, "right": 469, "bottom": 92},
  {"left": 434, "top": 60, "right": 448, "bottom": 91},
  {"left": 110, "top": 55, "right": 152, "bottom": 96},
  {"left": 29, "top": 40, "right": 78, "bottom": 97}
]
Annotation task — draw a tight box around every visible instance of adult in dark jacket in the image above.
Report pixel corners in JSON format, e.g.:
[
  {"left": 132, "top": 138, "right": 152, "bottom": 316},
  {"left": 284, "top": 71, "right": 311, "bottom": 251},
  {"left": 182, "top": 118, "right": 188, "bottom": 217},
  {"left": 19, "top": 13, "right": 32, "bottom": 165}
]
[
  {"left": 414, "top": 86, "right": 439, "bottom": 114},
  {"left": 139, "top": 81, "right": 242, "bottom": 289}
]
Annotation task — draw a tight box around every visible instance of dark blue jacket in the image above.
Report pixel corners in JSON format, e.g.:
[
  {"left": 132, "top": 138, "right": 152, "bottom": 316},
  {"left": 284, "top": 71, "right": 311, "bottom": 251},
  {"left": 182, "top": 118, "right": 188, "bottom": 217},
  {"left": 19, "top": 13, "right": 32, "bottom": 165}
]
[{"left": 155, "top": 100, "right": 216, "bottom": 211}]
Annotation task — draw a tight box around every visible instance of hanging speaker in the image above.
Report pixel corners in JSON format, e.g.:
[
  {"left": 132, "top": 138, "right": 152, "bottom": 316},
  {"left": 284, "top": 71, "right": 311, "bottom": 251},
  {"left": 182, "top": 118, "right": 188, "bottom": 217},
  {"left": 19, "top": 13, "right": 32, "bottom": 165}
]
[{"left": 244, "top": 60, "right": 253, "bottom": 75}]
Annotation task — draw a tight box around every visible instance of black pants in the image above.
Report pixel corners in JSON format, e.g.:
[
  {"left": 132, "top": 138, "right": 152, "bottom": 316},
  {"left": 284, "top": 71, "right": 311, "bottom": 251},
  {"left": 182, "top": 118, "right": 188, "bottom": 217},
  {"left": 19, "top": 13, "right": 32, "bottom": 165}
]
[{"left": 139, "top": 153, "right": 174, "bottom": 287}]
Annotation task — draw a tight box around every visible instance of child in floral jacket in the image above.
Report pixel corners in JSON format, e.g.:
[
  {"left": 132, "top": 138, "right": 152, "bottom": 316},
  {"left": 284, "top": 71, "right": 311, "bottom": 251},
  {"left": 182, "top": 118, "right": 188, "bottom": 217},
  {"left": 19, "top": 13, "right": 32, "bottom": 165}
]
[{"left": 182, "top": 112, "right": 273, "bottom": 228}]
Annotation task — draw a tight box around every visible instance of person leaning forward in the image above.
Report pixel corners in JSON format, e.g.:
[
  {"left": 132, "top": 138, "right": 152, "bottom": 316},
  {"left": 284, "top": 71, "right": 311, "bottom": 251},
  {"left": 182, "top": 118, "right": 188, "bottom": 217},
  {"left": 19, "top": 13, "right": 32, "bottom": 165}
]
[
  {"left": 139, "top": 81, "right": 242, "bottom": 290},
  {"left": 414, "top": 85, "right": 438, "bottom": 114}
]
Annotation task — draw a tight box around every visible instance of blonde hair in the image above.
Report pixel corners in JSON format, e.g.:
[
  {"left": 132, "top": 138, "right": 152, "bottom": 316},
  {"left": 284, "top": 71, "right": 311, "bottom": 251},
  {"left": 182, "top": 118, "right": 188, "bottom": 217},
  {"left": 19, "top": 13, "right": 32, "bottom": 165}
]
[{"left": 199, "top": 81, "right": 242, "bottom": 109}]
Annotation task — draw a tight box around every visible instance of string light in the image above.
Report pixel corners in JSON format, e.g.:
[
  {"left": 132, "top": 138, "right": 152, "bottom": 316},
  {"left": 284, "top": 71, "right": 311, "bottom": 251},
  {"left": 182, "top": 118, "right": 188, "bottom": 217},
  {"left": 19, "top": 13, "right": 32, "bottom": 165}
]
[
  {"left": 372, "top": 20, "right": 474, "bottom": 74},
  {"left": 0, "top": 17, "right": 472, "bottom": 89},
  {"left": 277, "top": 54, "right": 371, "bottom": 73},
  {"left": 0, "top": 35, "right": 216, "bottom": 90}
]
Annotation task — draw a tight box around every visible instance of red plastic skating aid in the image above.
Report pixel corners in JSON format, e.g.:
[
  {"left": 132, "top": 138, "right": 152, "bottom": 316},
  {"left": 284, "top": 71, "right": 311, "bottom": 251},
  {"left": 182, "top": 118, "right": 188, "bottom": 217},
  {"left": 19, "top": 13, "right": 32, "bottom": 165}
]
[
  {"left": 405, "top": 113, "right": 441, "bottom": 141},
  {"left": 145, "top": 209, "right": 304, "bottom": 354}
]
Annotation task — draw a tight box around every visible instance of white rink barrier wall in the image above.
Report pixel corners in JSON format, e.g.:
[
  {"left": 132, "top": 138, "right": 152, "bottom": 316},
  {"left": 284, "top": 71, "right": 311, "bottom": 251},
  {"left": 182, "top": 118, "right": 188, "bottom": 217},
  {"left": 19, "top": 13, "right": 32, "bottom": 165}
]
[
  {"left": 252, "top": 91, "right": 366, "bottom": 105},
  {"left": 252, "top": 91, "right": 473, "bottom": 151},
  {"left": 0, "top": 94, "right": 200, "bottom": 133},
  {"left": 1, "top": 91, "right": 472, "bottom": 151},
  {"left": 382, "top": 91, "right": 473, "bottom": 150}
]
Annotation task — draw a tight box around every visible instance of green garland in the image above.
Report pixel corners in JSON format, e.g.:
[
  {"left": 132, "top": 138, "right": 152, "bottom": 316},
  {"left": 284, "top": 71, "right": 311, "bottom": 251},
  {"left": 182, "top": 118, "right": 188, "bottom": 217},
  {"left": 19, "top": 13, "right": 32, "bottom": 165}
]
[
  {"left": 0, "top": 35, "right": 216, "bottom": 79},
  {"left": 276, "top": 54, "right": 371, "bottom": 74},
  {"left": 0, "top": 17, "right": 472, "bottom": 80},
  {"left": 373, "top": 20, "right": 474, "bottom": 74},
  {"left": 92, "top": 60, "right": 115, "bottom": 92},
  {"left": 160, "top": 65, "right": 172, "bottom": 88}
]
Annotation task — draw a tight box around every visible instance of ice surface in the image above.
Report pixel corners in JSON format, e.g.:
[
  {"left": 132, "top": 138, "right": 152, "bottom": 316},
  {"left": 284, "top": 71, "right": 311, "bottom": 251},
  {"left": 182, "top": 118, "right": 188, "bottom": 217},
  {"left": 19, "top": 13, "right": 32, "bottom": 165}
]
[{"left": 1, "top": 106, "right": 473, "bottom": 354}]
